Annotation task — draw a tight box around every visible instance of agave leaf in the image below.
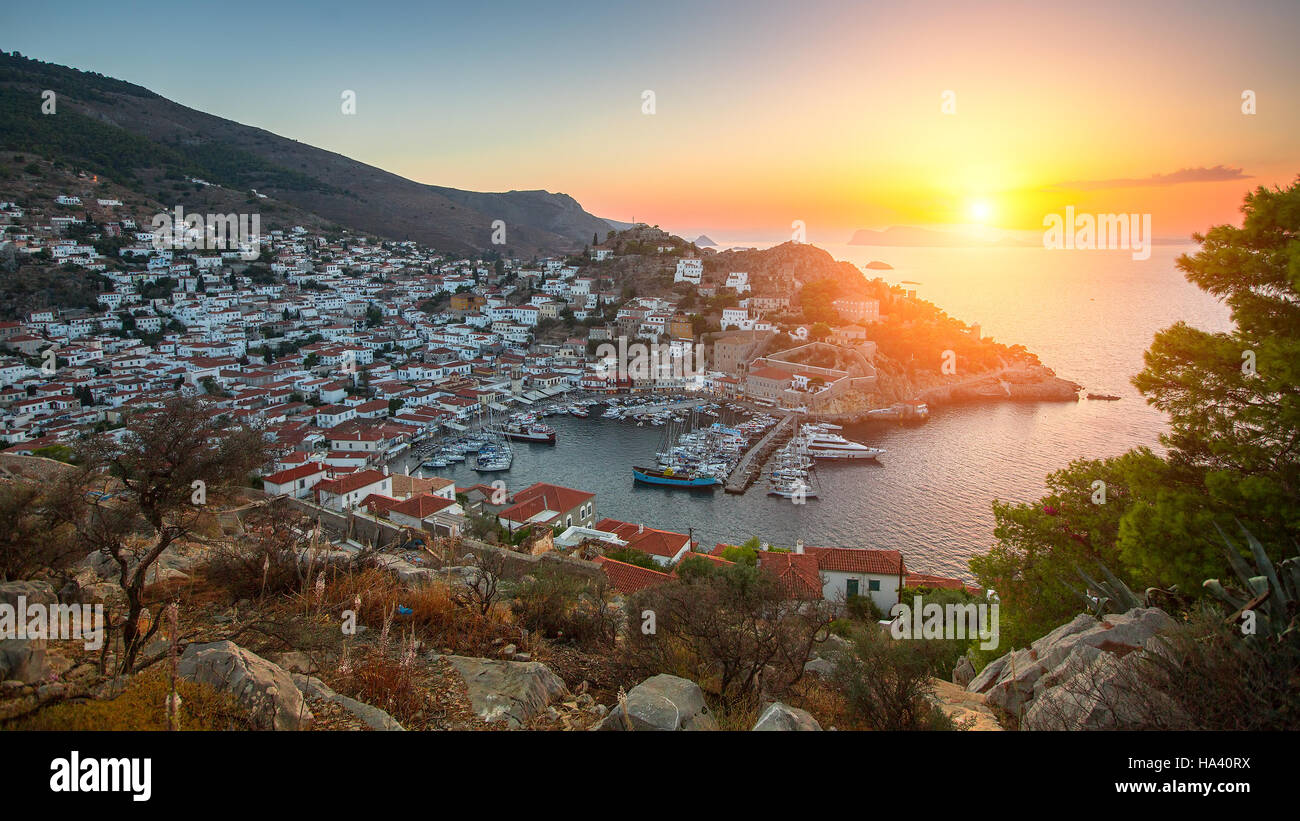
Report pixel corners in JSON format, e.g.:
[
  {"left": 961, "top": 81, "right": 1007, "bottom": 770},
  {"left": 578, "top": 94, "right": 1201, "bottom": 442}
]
[
  {"left": 1239, "top": 521, "right": 1286, "bottom": 605},
  {"left": 1096, "top": 562, "right": 1141, "bottom": 610},
  {"left": 1215, "top": 522, "right": 1257, "bottom": 587},
  {"left": 1202, "top": 578, "right": 1247, "bottom": 611}
]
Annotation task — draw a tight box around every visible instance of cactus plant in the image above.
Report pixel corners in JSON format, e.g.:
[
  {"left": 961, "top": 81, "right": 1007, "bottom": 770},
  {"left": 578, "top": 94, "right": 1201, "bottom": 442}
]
[
  {"left": 1203, "top": 522, "right": 1299, "bottom": 642},
  {"left": 1075, "top": 562, "right": 1177, "bottom": 617}
]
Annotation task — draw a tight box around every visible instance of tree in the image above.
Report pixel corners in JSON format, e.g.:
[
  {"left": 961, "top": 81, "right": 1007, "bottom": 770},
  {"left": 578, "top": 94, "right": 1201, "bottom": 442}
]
[
  {"left": 970, "top": 178, "right": 1300, "bottom": 647},
  {"left": 1132, "top": 178, "right": 1300, "bottom": 552},
  {"left": 0, "top": 480, "right": 82, "bottom": 580},
  {"left": 53, "top": 397, "right": 268, "bottom": 671}
]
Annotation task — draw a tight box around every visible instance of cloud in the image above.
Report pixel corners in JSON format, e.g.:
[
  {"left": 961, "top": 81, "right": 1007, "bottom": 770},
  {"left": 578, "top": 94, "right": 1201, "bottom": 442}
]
[{"left": 1049, "top": 165, "right": 1251, "bottom": 191}]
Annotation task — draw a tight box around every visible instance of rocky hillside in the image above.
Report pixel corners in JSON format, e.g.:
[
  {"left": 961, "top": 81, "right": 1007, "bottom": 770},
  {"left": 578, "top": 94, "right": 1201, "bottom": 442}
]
[{"left": 0, "top": 52, "right": 612, "bottom": 255}]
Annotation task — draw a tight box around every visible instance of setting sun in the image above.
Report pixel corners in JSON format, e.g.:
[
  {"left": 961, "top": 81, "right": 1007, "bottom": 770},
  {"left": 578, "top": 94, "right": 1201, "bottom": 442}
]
[{"left": 968, "top": 199, "right": 994, "bottom": 223}]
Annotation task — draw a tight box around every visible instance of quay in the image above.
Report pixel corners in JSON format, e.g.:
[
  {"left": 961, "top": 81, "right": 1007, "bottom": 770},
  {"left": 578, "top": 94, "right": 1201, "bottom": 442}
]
[{"left": 724, "top": 414, "right": 796, "bottom": 494}]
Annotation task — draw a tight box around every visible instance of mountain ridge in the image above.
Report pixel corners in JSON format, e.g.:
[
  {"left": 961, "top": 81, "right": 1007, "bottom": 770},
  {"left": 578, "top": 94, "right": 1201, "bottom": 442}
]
[{"left": 0, "top": 51, "right": 612, "bottom": 255}]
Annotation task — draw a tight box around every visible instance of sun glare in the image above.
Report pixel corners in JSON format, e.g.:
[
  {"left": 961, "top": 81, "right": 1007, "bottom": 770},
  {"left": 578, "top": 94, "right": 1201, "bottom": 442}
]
[{"left": 969, "top": 199, "right": 994, "bottom": 223}]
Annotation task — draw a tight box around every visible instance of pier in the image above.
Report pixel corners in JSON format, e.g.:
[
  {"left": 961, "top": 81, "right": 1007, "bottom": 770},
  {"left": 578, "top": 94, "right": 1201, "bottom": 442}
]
[{"left": 724, "top": 414, "right": 796, "bottom": 494}]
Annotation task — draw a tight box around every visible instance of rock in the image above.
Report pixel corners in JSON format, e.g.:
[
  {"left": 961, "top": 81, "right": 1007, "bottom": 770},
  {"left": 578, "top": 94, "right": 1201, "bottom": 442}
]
[
  {"left": 976, "top": 607, "right": 1177, "bottom": 722},
  {"left": 816, "top": 633, "right": 853, "bottom": 657},
  {"left": 0, "top": 639, "right": 50, "bottom": 684},
  {"left": 46, "top": 654, "right": 74, "bottom": 678},
  {"left": 0, "top": 580, "right": 58, "bottom": 609},
  {"left": 177, "top": 641, "right": 313, "bottom": 731},
  {"left": 77, "top": 583, "right": 129, "bottom": 618},
  {"left": 90, "top": 675, "right": 131, "bottom": 700},
  {"left": 983, "top": 648, "right": 1042, "bottom": 716},
  {"left": 271, "top": 651, "right": 317, "bottom": 675},
  {"left": 293, "top": 674, "right": 404, "bottom": 731},
  {"left": 436, "top": 654, "right": 567, "bottom": 729},
  {"left": 499, "top": 643, "right": 517, "bottom": 657},
  {"left": 952, "top": 655, "right": 975, "bottom": 687},
  {"left": 599, "top": 674, "right": 717, "bottom": 731},
  {"left": 37, "top": 682, "right": 68, "bottom": 701},
  {"left": 927, "top": 679, "right": 1003, "bottom": 730},
  {"left": 752, "top": 701, "right": 822, "bottom": 731},
  {"left": 803, "top": 657, "right": 836, "bottom": 678}
]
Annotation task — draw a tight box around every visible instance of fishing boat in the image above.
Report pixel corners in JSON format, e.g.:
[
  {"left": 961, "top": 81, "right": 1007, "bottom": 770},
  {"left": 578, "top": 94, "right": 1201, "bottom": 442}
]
[
  {"left": 491, "top": 419, "right": 557, "bottom": 443},
  {"left": 633, "top": 465, "right": 720, "bottom": 488},
  {"left": 569, "top": 406, "right": 589, "bottom": 418}
]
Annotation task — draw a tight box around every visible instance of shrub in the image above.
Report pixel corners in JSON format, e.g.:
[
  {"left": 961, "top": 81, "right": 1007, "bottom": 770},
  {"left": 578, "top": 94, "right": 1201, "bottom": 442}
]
[
  {"left": 7, "top": 667, "right": 254, "bottom": 731},
  {"left": 510, "top": 568, "right": 617, "bottom": 648},
  {"left": 623, "top": 561, "right": 833, "bottom": 704},
  {"left": 829, "top": 625, "right": 956, "bottom": 731}
]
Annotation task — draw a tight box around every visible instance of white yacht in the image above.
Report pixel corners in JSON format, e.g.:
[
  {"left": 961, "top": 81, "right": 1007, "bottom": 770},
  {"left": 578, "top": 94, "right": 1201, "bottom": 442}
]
[{"left": 800, "top": 424, "right": 885, "bottom": 461}]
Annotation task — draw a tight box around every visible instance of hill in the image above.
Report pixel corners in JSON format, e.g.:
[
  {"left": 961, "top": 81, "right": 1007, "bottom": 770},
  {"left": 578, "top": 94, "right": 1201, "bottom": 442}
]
[{"left": 0, "top": 52, "right": 610, "bottom": 256}]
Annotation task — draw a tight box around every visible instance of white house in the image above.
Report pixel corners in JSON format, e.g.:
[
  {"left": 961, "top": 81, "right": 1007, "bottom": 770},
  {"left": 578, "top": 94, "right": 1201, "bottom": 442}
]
[
  {"left": 261, "top": 463, "right": 329, "bottom": 498},
  {"left": 673, "top": 258, "right": 703, "bottom": 285}
]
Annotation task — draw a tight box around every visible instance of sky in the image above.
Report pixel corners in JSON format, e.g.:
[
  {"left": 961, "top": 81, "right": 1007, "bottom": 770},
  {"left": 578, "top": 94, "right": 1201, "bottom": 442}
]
[{"left": 3, "top": 0, "right": 1299, "bottom": 243}]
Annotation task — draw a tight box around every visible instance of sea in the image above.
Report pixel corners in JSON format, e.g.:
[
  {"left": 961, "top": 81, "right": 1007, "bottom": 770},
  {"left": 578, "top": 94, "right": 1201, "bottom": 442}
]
[{"left": 398, "top": 244, "right": 1233, "bottom": 581}]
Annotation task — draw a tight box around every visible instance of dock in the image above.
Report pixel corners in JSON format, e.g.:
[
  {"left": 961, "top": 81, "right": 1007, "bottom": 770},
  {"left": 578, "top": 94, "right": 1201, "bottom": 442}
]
[{"left": 724, "top": 414, "right": 796, "bottom": 494}]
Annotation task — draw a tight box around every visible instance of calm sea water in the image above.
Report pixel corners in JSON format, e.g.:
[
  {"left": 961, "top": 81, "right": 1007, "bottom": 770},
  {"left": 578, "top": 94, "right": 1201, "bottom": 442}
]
[{"left": 407, "top": 245, "right": 1232, "bottom": 580}]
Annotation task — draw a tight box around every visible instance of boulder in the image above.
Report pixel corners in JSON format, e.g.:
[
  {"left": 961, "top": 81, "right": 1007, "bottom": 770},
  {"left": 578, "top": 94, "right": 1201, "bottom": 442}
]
[
  {"left": 927, "top": 679, "right": 1003, "bottom": 731},
  {"left": 952, "top": 655, "right": 975, "bottom": 687},
  {"left": 983, "top": 648, "right": 1042, "bottom": 715},
  {"left": 752, "top": 701, "right": 822, "bottom": 731},
  {"left": 177, "top": 641, "right": 312, "bottom": 730},
  {"left": 966, "top": 653, "right": 1008, "bottom": 693},
  {"left": 270, "top": 651, "right": 317, "bottom": 675},
  {"left": 0, "top": 580, "right": 57, "bottom": 609},
  {"left": 0, "top": 639, "right": 50, "bottom": 684},
  {"left": 804, "top": 657, "right": 836, "bottom": 678},
  {"left": 599, "top": 674, "right": 717, "bottom": 731},
  {"left": 437, "top": 654, "right": 567, "bottom": 729},
  {"left": 973, "top": 607, "right": 1177, "bottom": 722},
  {"left": 293, "top": 674, "right": 404, "bottom": 731}
]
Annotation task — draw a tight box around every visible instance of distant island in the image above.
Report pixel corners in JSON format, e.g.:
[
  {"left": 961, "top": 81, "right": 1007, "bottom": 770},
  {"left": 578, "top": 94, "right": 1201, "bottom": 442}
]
[
  {"left": 864, "top": 260, "right": 893, "bottom": 270},
  {"left": 693, "top": 235, "right": 717, "bottom": 247}
]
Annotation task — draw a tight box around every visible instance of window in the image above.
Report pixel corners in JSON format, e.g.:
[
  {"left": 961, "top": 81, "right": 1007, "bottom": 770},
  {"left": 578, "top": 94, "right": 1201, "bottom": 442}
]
[
  {"left": 845, "top": 579, "right": 859, "bottom": 598},
  {"left": 868, "top": 579, "right": 880, "bottom": 592}
]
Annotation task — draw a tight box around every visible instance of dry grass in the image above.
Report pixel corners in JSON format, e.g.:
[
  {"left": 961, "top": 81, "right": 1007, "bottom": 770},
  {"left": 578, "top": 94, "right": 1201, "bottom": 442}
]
[
  {"left": 6, "top": 667, "right": 255, "bottom": 731},
  {"left": 322, "top": 569, "right": 518, "bottom": 656}
]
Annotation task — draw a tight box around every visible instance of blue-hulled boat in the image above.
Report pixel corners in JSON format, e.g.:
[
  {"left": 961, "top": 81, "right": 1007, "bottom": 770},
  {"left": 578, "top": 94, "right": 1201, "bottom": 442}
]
[{"left": 632, "top": 465, "right": 719, "bottom": 488}]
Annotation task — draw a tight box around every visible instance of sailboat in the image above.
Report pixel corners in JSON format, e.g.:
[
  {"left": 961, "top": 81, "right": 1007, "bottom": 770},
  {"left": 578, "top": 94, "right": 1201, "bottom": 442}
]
[
  {"left": 633, "top": 409, "right": 720, "bottom": 489},
  {"left": 473, "top": 405, "right": 514, "bottom": 472}
]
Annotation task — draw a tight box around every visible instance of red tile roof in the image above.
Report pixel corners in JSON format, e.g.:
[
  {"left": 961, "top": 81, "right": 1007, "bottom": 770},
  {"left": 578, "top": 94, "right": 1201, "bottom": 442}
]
[
  {"left": 390, "top": 493, "right": 455, "bottom": 519},
  {"left": 500, "top": 482, "right": 593, "bottom": 526},
  {"left": 758, "top": 552, "right": 824, "bottom": 600},
  {"left": 905, "top": 572, "right": 982, "bottom": 596},
  {"left": 314, "top": 468, "right": 388, "bottom": 497},
  {"left": 806, "top": 546, "right": 906, "bottom": 575},
  {"left": 595, "top": 518, "right": 690, "bottom": 560},
  {"left": 262, "top": 462, "right": 328, "bottom": 485},
  {"left": 593, "top": 556, "right": 673, "bottom": 594}
]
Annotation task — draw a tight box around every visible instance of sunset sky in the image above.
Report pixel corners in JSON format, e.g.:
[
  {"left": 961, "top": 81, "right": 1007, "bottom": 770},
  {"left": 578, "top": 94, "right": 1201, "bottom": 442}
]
[{"left": 4, "top": 0, "right": 1299, "bottom": 243}]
